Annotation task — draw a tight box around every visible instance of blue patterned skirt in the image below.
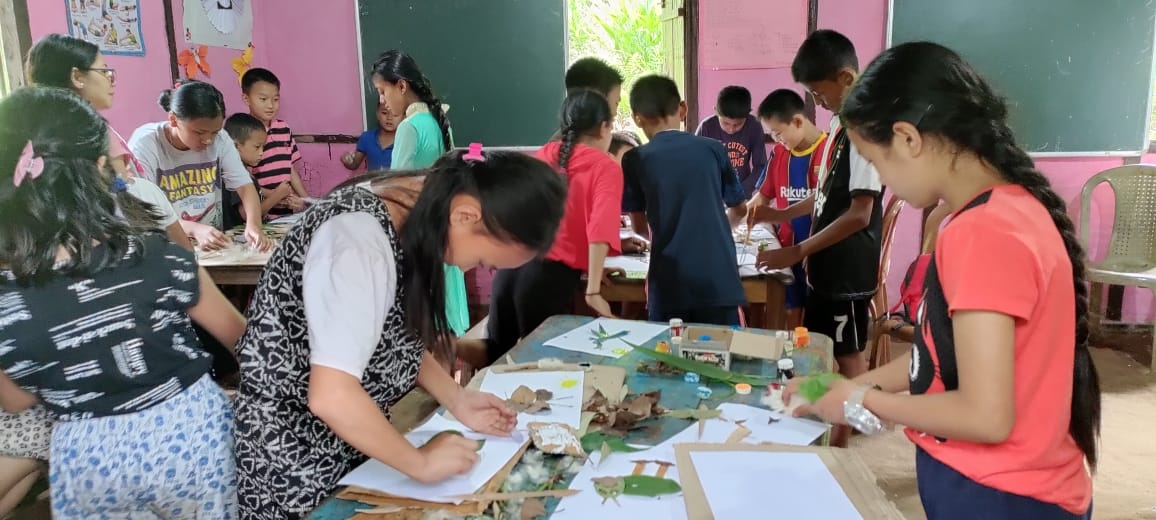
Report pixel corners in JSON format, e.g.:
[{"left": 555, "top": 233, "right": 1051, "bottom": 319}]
[{"left": 49, "top": 374, "right": 236, "bottom": 519}]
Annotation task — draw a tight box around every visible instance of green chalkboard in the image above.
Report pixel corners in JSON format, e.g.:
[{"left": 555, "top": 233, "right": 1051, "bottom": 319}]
[
  {"left": 356, "top": 0, "right": 566, "bottom": 147},
  {"left": 889, "top": 0, "right": 1156, "bottom": 155}
]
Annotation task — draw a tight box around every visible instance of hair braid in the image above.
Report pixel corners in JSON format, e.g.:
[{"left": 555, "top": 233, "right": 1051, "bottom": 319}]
[
  {"left": 979, "top": 125, "right": 1101, "bottom": 470},
  {"left": 557, "top": 128, "right": 577, "bottom": 174},
  {"left": 410, "top": 77, "right": 452, "bottom": 151}
]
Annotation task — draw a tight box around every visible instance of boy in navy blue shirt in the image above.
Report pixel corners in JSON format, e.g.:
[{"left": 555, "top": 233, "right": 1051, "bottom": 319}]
[{"left": 622, "top": 75, "right": 748, "bottom": 325}]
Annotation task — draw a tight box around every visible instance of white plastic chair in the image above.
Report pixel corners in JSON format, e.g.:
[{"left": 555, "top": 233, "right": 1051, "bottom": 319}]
[{"left": 1079, "top": 164, "right": 1156, "bottom": 371}]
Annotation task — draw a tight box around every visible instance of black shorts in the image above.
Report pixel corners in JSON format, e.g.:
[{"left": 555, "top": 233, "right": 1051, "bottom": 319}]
[{"left": 803, "top": 295, "right": 869, "bottom": 357}]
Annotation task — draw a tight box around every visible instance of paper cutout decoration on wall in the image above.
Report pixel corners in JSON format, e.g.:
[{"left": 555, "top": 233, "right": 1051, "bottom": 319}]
[
  {"left": 65, "top": 0, "right": 145, "bottom": 56},
  {"left": 178, "top": 45, "right": 211, "bottom": 80},
  {"left": 231, "top": 43, "right": 254, "bottom": 85},
  {"left": 184, "top": 0, "right": 253, "bottom": 49},
  {"left": 202, "top": 0, "right": 246, "bottom": 34}
]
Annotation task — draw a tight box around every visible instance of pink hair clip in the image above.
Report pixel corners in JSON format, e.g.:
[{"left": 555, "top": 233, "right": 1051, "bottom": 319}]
[
  {"left": 463, "top": 142, "right": 485, "bottom": 162},
  {"left": 13, "top": 141, "right": 44, "bottom": 187}
]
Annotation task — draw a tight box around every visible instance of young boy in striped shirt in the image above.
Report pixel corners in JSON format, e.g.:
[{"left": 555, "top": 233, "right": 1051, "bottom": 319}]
[{"left": 242, "top": 68, "right": 308, "bottom": 218}]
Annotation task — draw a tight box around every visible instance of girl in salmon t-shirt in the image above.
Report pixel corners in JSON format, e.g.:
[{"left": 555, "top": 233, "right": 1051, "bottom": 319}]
[{"left": 784, "top": 42, "right": 1099, "bottom": 519}]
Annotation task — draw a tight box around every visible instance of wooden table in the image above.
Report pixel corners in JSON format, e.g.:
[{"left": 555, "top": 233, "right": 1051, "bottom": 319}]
[
  {"left": 596, "top": 272, "right": 789, "bottom": 330},
  {"left": 308, "top": 315, "right": 825, "bottom": 519}
]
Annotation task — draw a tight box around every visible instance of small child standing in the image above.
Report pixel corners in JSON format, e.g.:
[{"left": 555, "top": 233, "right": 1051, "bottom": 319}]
[
  {"left": 695, "top": 85, "right": 768, "bottom": 197},
  {"left": 623, "top": 75, "right": 747, "bottom": 325},
  {"left": 223, "top": 113, "right": 286, "bottom": 230},
  {"left": 342, "top": 103, "right": 398, "bottom": 171},
  {"left": 746, "top": 89, "right": 828, "bottom": 328},
  {"left": 242, "top": 68, "right": 308, "bottom": 218},
  {"left": 760, "top": 30, "right": 884, "bottom": 447}
]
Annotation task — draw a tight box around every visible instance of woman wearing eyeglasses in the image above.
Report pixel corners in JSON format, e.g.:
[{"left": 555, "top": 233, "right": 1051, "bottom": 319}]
[{"left": 24, "top": 33, "right": 190, "bottom": 250}]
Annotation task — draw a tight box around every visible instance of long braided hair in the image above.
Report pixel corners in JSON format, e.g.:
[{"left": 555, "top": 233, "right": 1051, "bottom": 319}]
[
  {"left": 555, "top": 88, "right": 613, "bottom": 174},
  {"left": 842, "top": 41, "right": 1101, "bottom": 470},
  {"left": 372, "top": 50, "right": 452, "bottom": 152}
]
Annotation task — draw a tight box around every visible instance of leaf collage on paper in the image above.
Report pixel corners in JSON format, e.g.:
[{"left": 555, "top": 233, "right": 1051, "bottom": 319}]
[
  {"left": 507, "top": 385, "right": 555, "bottom": 414},
  {"left": 588, "top": 323, "right": 630, "bottom": 349},
  {"left": 582, "top": 388, "right": 665, "bottom": 438},
  {"left": 591, "top": 475, "right": 682, "bottom": 506}
]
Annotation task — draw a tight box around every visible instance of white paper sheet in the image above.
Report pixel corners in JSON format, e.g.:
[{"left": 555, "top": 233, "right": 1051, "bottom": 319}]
[
  {"left": 553, "top": 446, "right": 686, "bottom": 520},
  {"left": 714, "top": 403, "right": 829, "bottom": 446},
  {"left": 646, "top": 415, "right": 827, "bottom": 463},
  {"left": 336, "top": 414, "right": 526, "bottom": 504},
  {"left": 689, "top": 451, "right": 862, "bottom": 519},
  {"left": 476, "top": 371, "right": 585, "bottom": 431},
  {"left": 542, "top": 318, "right": 668, "bottom": 359},
  {"left": 603, "top": 255, "right": 650, "bottom": 278}
]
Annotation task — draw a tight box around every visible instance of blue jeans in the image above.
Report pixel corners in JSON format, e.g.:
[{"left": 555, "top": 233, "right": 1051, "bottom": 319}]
[{"left": 916, "top": 447, "right": 1091, "bottom": 520}]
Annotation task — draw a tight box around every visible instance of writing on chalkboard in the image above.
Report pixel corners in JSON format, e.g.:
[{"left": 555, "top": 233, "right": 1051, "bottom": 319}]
[{"left": 700, "top": 0, "right": 808, "bottom": 70}]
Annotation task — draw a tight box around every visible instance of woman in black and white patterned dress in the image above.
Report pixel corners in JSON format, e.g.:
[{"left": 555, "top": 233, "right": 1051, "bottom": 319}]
[{"left": 233, "top": 148, "right": 568, "bottom": 519}]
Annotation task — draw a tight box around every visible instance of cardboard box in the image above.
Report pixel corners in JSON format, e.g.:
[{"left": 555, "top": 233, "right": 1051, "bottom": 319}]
[{"left": 677, "top": 326, "right": 787, "bottom": 371}]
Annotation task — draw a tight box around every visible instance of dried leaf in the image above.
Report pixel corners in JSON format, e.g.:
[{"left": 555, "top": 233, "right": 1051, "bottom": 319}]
[
  {"left": 523, "top": 400, "right": 551, "bottom": 414},
  {"left": 510, "top": 385, "right": 537, "bottom": 406},
  {"left": 584, "top": 390, "right": 608, "bottom": 412},
  {"left": 617, "top": 384, "right": 630, "bottom": 404},
  {"left": 508, "top": 385, "right": 553, "bottom": 414},
  {"left": 578, "top": 411, "right": 597, "bottom": 436},
  {"left": 592, "top": 476, "right": 625, "bottom": 505},
  {"left": 520, "top": 498, "right": 547, "bottom": 520},
  {"left": 622, "top": 475, "right": 682, "bottom": 497},
  {"left": 623, "top": 394, "right": 654, "bottom": 420}
]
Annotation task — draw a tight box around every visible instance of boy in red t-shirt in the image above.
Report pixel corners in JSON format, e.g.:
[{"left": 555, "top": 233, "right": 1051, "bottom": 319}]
[{"left": 745, "top": 89, "right": 827, "bottom": 328}]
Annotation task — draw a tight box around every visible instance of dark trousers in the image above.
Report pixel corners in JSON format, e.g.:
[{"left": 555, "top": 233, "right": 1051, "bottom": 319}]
[
  {"left": 484, "top": 258, "right": 581, "bottom": 364},
  {"left": 916, "top": 447, "right": 1091, "bottom": 520},
  {"left": 647, "top": 305, "right": 740, "bottom": 327}
]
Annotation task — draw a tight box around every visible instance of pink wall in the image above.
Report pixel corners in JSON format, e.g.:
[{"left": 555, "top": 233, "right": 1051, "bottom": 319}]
[
  {"left": 25, "top": 1, "right": 1155, "bottom": 322},
  {"left": 698, "top": 0, "right": 1154, "bottom": 323},
  {"left": 26, "top": 0, "right": 363, "bottom": 196}
]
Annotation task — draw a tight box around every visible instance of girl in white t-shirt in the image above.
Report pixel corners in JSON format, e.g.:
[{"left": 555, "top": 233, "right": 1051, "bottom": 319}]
[{"left": 129, "top": 81, "right": 270, "bottom": 252}]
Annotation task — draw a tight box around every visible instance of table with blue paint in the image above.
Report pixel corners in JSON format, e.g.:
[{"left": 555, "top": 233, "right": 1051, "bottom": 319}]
[{"left": 309, "top": 315, "right": 832, "bottom": 519}]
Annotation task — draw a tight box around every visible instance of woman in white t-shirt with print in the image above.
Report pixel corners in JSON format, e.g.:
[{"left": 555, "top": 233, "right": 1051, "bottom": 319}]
[{"left": 129, "top": 81, "right": 270, "bottom": 252}]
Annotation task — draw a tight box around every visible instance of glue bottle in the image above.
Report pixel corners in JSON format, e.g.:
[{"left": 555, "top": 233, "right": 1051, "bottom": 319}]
[
  {"left": 669, "top": 318, "right": 684, "bottom": 339},
  {"left": 777, "top": 358, "right": 796, "bottom": 384},
  {"left": 670, "top": 335, "right": 683, "bottom": 355}
]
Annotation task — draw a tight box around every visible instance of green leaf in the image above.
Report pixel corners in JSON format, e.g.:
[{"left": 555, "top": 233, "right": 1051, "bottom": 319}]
[
  {"left": 626, "top": 341, "right": 776, "bottom": 386},
  {"left": 797, "top": 373, "right": 847, "bottom": 403},
  {"left": 664, "top": 408, "right": 722, "bottom": 420},
  {"left": 581, "top": 432, "right": 643, "bottom": 454},
  {"left": 622, "top": 475, "right": 682, "bottom": 497},
  {"left": 423, "top": 430, "right": 483, "bottom": 451}
]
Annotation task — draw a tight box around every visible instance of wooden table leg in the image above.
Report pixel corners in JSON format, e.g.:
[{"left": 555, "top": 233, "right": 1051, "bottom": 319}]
[{"left": 763, "top": 278, "right": 786, "bottom": 330}]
